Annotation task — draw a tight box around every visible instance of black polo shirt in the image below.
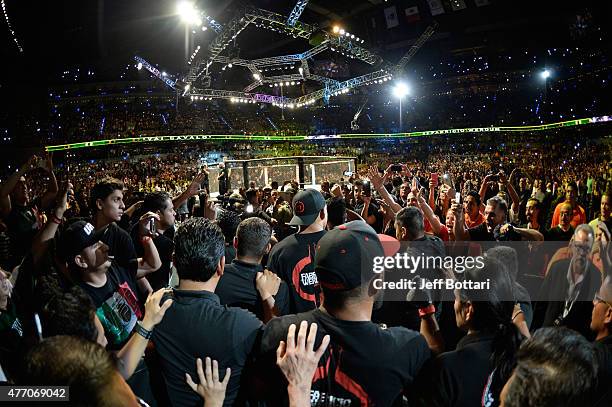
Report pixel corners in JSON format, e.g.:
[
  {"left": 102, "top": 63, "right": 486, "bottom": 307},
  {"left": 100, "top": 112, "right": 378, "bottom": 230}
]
[
  {"left": 467, "top": 222, "right": 494, "bottom": 241},
  {"left": 266, "top": 230, "right": 326, "bottom": 314},
  {"left": 216, "top": 259, "right": 290, "bottom": 319},
  {"left": 152, "top": 289, "right": 262, "bottom": 407},
  {"left": 412, "top": 332, "right": 495, "bottom": 407},
  {"left": 259, "top": 308, "right": 430, "bottom": 406}
]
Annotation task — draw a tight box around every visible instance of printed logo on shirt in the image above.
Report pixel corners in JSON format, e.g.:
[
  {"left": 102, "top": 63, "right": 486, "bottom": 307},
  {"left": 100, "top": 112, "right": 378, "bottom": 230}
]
[
  {"left": 96, "top": 282, "right": 142, "bottom": 345},
  {"left": 291, "top": 245, "right": 319, "bottom": 303}
]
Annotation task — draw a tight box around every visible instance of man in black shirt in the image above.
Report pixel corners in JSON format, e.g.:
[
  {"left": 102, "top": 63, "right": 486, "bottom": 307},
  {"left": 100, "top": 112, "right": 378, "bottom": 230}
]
[
  {"left": 217, "top": 217, "right": 290, "bottom": 320},
  {"left": 132, "top": 191, "right": 176, "bottom": 291},
  {"left": 260, "top": 221, "right": 431, "bottom": 407},
  {"left": 545, "top": 202, "right": 575, "bottom": 241},
  {"left": 90, "top": 178, "right": 162, "bottom": 293},
  {"left": 267, "top": 189, "right": 327, "bottom": 313},
  {"left": 152, "top": 218, "right": 263, "bottom": 407},
  {"left": 591, "top": 276, "right": 612, "bottom": 406}
]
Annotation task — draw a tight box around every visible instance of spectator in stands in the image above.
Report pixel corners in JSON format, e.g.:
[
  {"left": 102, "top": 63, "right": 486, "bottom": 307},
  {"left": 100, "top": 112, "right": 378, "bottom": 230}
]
[
  {"left": 550, "top": 182, "right": 587, "bottom": 229},
  {"left": 545, "top": 202, "right": 575, "bottom": 241},
  {"left": 260, "top": 221, "right": 432, "bottom": 406},
  {"left": 521, "top": 197, "right": 545, "bottom": 234},
  {"left": 325, "top": 196, "right": 347, "bottom": 229},
  {"left": 589, "top": 190, "right": 611, "bottom": 237},
  {"left": 537, "top": 224, "right": 601, "bottom": 338},
  {"left": 90, "top": 178, "right": 161, "bottom": 285},
  {"left": 152, "top": 218, "right": 265, "bottom": 407},
  {"left": 500, "top": 328, "right": 598, "bottom": 407},
  {"left": 132, "top": 191, "right": 176, "bottom": 291},
  {"left": 464, "top": 191, "right": 485, "bottom": 228},
  {"left": 0, "top": 154, "right": 57, "bottom": 269},
  {"left": 216, "top": 217, "right": 290, "bottom": 320},
  {"left": 215, "top": 209, "right": 242, "bottom": 264},
  {"left": 266, "top": 189, "right": 327, "bottom": 313}
]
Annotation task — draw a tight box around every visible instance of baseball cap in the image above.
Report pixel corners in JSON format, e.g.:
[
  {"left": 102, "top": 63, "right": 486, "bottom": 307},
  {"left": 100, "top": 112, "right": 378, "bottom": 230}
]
[
  {"left": 289, "top": 189, "right": 326, "bottom": 226},
  {"left": 315, "top": 221, "right": 400, "bottom": 291},
  {"left": 58, "top": 221, "right": 105, "bottom": 263}
]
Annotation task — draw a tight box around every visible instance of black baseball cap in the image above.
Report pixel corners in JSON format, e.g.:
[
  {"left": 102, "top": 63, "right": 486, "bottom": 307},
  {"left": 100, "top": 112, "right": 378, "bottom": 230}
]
[
  {"left": 315, "top": 221, "right": 400, "bottom": 291},
  {"left": 289, "top": 189, "right": 326, "bottom": 226},
  {"left": 58, "top": 220, "right": 106, "bottom": 263}
]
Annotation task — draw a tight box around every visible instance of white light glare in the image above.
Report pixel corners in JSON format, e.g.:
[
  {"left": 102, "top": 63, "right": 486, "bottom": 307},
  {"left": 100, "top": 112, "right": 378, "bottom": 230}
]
[
  {"left": 541, "top": 69, "right": 551, "bottom": 79},
  {"left": 136, "top": 62, "right": 143, "bottom": 70},
  {"left": 253, "top": 73, "right": 261, "bottom": 81},
  {"left": 392, "top": 82, "right": 410, "bottom": 98},
  {"left": 177, "top": 2, "right": 201, "bottom": 26}
]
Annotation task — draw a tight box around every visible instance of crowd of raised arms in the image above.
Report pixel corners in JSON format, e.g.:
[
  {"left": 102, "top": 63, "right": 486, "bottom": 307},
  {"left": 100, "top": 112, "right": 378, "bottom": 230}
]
[{"left": 0, "top": 131, "right": 611, "bottom": 407}]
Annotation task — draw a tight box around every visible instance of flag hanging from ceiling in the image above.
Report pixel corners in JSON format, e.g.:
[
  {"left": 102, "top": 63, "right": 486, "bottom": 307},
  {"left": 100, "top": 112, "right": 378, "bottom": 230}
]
[
  {"left": 384, "top": 6, "right": 399, "bottom": 28},
  {"left": 405, "top": 6, "right": 420, "bottom": 23},
  {"left": 427, "top": 0, "right": 445, "bottom": 16},
  {"left": 450, "top": 0, "right": 467, "bottom": 11}
]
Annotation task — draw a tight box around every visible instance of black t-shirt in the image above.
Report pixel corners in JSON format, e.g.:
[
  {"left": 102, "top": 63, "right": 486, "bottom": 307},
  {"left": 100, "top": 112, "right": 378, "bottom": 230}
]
[
  {"left": 216, "top": 259, "right": 290, "bottom": 319},
  {"left": 101, "top": 223, "right": 139, "bottom": 275},
  {"left": 412, "top": 332, "right": 496, "bottom": 407},
  {"left": 594, "top": 335, "right": 612, "bottom": 406},
  {"left": 132, "top": 225, "right": 175, "bottom": 291},
  {"left": 6, "top": 202, "right": 40, "bottom": 268},
  {"left": 467, "top": 222, "right": 494, "bottom": 241},
  {"left": 152, "top": 290, "right": 262, "bottom": 407},
  {"left": 78, "top": 263, "right": 143, "bottom": 349},
  {"left": 260, "top": 308, "right": 430, "bottom": 407},
  {"left": 354, "top": 201, "right": 383, "bottom": 233},
  {"left": 266, "top": 230, "right": 326, "bottom": 314},
  {"left": 544, "top": 226, "right": 575, "bottom": 241}
]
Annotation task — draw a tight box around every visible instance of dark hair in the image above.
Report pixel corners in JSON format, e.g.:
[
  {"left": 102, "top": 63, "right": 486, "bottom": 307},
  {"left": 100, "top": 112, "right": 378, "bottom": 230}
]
[
  {"left": 90, "top": 177, "right": 124, "bottom": 213},
  {"left": 175, "top": 218, "right": 225, "bottom": 282},
  {"left": 395, "top": 206, "right": 424, "bottom": 239},
  {"left": 466, "top": 190, "right": 481, "bottom": 206},
  {"left": 215, "top": 209, "right": 242, "bottom": 244},
  {"left": 143, "top": 191, "right": 172, "bottom": 213},
  {"left": 526, "top": 197, "right": 541, "bottom": 209},
  {"left": 236, "top": 217, "right": 271, "bottom": 259},
  {"left": 326, "top": 197, "right": 346, "bottom": 229},
  {"left": 22, "top": 336, "right": 123, "bottom": 406},
  {"left": 459, "top": 257, "right": 522, "bottom": 400},
  {"left": 245, "top": 188, "right": 258, "bottom": 204},
  {"left": 486, "top": 195, "right": 508, "bottom": 215},
  {"left": 503, "top": 327, "right": 598, "bottom": 407},
  {"left": 41, "top": 286, "right": 98, "bottom": 342},
  {"left": 566, "top": 181, "right": 578, "bottom": 191},
  {"left": 322, "top": 284, "right": 365, "bottom": 311}
]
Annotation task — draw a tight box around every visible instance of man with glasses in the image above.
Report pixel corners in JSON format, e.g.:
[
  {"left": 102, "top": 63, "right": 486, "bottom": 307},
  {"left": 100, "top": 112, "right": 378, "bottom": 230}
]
[{"left": 536, "top": 224, "right": 602, "bottom": 338}]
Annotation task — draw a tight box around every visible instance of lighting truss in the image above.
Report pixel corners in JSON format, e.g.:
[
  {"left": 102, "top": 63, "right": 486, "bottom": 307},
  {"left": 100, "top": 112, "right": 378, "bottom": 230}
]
[
  {"left": 245, "top": 6, "right": 315, "bottom": 39},
  {"left": 203, "top": 14, "right": 223, "bottom": 33},
  {"left": 189, "top": 88, "right": 289, "bottom": 104},
  {"left": 286, "top": 0, "right": 309, "bottom": 27},
  {"left": 327, "top": 35, "right": 382, "bottom": 65},
  {"left": 394, "top": 22, "right": 438, "bottom": 73},
  {"left": 134, "top": 56, "right": 176, "bottom": 89}
]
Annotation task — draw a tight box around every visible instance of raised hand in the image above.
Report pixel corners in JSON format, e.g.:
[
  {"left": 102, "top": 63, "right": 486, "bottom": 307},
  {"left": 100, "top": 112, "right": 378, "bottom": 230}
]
[
  {"left": 185, "top": 357, "right": 231, "bottom": 407},
  {"left": 141, "top": 288, "right": 173, "bottom": 330}
]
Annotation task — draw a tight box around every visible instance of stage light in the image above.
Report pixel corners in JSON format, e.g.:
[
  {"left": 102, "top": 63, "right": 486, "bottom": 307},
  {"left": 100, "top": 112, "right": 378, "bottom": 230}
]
[
  {"left": 393, "top": 82, "right": 410, "bottom": 98},
  {"left": 351, "top": 34, "right": 355, "bottom": 39},
  {"left": 285, "top": 82, "right": 290, "bottom": 86},
  {"left": 333, "top": 25, "right": 340, "bottom": 33},
  {"left": 299, "top": 67, "right": 304, "bottom": 75},
  {"left": 228, "top": 63, "right": 233, "bottom": 68},
  {"left": 201, "top": 26, "right": 207, "bottom": 31},
  {"left": 274, "top": 83, "right": 278, "bottom": 87},
  {"left": 162, "top": 71, "right": 167, "bottom": 77},
  {"left": 177, "top": 2, "right": 200, "bottom": 25},
  {"left": 339, "top": 29, "right": 345, "bottom": 35},
  {"left": 253, "top": 73, "right": 261, "bottom": 81},
  {"left": 291, "top": 81, "right": 295, "bottom": 85},
  {"left": 136, "top": 62, "right": 143, "bottom": 70},
  {"left": 541, "top": 69, "right": 551, "bottom": 79}
]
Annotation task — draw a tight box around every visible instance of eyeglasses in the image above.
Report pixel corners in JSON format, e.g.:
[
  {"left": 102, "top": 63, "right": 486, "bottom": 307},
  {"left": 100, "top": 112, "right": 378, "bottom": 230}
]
[{"left": 594, "top": 294, "right": 612, "bottom": 308}]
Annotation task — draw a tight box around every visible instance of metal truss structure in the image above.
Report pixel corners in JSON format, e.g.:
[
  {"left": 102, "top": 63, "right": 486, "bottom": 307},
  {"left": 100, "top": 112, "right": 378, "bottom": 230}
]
[
  {"left": 141, "top": 3, "right": 437, "bottom": 108},
  {"left": 286, "top": 0, "right": 309, "bottom": 27},
  {"left": 134, "top": 56, "right": 176, "bottom": 89}
]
